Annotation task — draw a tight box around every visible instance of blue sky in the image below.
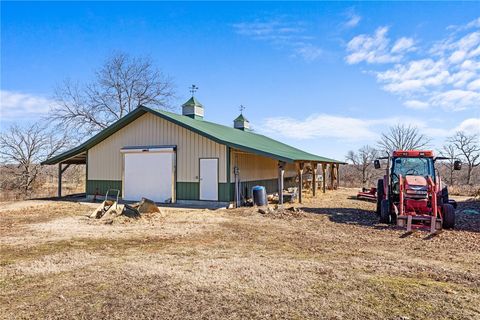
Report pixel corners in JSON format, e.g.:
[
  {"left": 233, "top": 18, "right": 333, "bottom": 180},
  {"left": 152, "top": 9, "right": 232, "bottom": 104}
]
[{"left": 1, "top": 1, "right": 479, "bottom": 160}]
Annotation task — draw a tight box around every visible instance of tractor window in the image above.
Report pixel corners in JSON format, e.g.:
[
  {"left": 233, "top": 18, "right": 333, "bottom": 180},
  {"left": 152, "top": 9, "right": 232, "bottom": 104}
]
[{"left": 392, "top": 157, "right": 434, "bottom": 179}]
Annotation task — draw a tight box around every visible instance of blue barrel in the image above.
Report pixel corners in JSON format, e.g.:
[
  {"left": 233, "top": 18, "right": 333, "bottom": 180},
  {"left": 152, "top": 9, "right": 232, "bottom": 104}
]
[{"left": 252, "top": 186, "right": 267, "bottom": 206}]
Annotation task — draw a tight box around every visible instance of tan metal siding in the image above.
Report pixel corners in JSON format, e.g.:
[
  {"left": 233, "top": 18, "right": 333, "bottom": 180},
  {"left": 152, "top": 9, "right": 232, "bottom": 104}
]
[
  {"left": 230, "top": 150, "right": 296, "bottom": 182},
  {"left": 88, "top": 113, "right": 226, "bottom": 182}
]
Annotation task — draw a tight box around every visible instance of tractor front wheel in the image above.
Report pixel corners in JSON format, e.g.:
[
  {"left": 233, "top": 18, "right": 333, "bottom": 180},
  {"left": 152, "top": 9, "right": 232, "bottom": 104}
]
[
  {"left": 442, "top": 204, "right": 455, "bottom": 229},
  {"left": 380, "top": 199, "right": 391, "bottom": 224},
  {"left": 376, "top": 179, "right": 384, "bottom": 216}
]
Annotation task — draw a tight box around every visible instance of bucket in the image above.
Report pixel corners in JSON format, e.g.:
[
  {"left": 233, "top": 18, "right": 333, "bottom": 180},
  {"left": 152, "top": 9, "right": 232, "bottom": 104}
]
[{"left": 252, "top": 186, "right": 267, "bottom": 206}]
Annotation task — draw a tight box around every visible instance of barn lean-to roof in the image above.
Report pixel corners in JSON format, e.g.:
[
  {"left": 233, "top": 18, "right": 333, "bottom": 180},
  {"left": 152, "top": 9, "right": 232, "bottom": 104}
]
[{"left": 42, "top": 106, "right": 344, "bottom": 165}]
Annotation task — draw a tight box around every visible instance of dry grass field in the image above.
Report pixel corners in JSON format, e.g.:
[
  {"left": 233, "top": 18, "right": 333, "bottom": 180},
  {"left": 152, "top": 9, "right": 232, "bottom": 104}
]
[{"left": 1, "top": 189, "right": 479, "bottom": 320}]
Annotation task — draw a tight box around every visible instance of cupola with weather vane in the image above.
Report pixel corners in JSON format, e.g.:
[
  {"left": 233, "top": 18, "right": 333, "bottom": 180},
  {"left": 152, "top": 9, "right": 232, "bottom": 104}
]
[
  {"left": 233, "top": 105, "right": 250, "bottom": 131},
  {"left": 182, "top": 84, "right": 204, "bottom": 120}
]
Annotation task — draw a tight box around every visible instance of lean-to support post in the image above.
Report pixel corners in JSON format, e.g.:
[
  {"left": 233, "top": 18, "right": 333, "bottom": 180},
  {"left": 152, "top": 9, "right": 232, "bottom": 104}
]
[
  {"left": 322, "top": 163, "right": 326, "bottom": 193},
  {"left": 312, "top": 162, "right": 317, "bottom": 197},
  {"left": 278, "top": 161, "right": 285, "bottom": 205},
  {"left": 58, "top": 163, "right": 62, "bottom": 198},
  {"left": 330, "top": 163, "right": 335, "bottom": 190},
  {"left": 57, "top": 163, "right": 71, "bottom": 198},
  {"left": 298, "top": 162, "right": 304, "bottom": 204},
  {"left": 234, "top": 166, "right": 240, "bottom": 207},
  {"left": 336, "top": 164, "right": 340, "bottom": 189}
]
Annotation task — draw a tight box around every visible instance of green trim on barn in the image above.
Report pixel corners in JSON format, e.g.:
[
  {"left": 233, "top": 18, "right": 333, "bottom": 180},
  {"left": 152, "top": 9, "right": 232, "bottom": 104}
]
[
  {"left": 86, "top": 180, "right": 122, "bottom": 196},
  {"left": 218, "top": 183, "right": 232, "bottom": 202},
  {"left": 86, "top": 178, "right": 296, "bottom": 202},
  {"left": 225, "top": 146, "right": 231, "bottom": 200},
  {"left": 85, "top": 150, "right": 88, "bottom": 194},
  {"left": 237, "top": 179, "right": 278, "bottom": 198},
  {"left": 176, "top": 182, "right": 199, "bottom": 200}
]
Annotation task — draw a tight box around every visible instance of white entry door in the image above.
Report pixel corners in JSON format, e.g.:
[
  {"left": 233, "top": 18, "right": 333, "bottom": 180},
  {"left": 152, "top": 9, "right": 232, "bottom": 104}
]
[
  {"left": 123, "top": 147, "right": 175, "bottom": 203},
  {"left": 199, "top": 158, "right": 218, "bottom": 201}
]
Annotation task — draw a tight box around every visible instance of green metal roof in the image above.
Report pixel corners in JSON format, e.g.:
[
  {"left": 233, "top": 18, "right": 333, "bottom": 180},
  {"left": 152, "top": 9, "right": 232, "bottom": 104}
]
[
  {"left": 181, "top": 96, "right": 203, "bottom": 108},
  {"left": 42, "top": 106, "right": 344, "bottom": 165}
]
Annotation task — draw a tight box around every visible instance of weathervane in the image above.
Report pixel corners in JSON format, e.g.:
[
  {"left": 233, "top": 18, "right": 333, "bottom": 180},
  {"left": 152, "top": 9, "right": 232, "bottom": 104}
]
[
  {"left": 239, "top": 105, "right": 245, "bottom": 114},
  {"left": 189, "top": 84, "right": 198, "bottom": 97}
]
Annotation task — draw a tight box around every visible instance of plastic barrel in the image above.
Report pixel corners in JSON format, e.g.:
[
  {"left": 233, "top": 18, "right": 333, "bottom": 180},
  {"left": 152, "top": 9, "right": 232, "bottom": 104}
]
[{"left": 252, "top": 186, "right": 267, "bottom": 206}]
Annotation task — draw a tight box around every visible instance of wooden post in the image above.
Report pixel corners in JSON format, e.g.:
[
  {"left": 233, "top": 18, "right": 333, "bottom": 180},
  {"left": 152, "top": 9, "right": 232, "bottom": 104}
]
[
  {"left": 312, "top": 162, "right": 317, "bottom": 197},
  {"left": 278, "top": 161, "right": 285, "bottom": 205},
  {"left": 336, "top": 164, "right": 340, "bottom": 189},
  {"left": 298, "top": 162, "right": 304, "bottom": 203},
  {"left": 58, "top": 163, "right": 62, "bottom": 198},
  {"left": 322, "top": 163, "right": 326, "bottom": 193},
  {"left": 330, "top": 163, "right": 335, "bottom": 190}
]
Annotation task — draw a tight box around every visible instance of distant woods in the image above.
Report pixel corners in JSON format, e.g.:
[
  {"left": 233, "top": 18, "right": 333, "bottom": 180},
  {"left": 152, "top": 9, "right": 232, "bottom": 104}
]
[
  {"left": 344, "top": 124, "right": 480, "bottom": 193},
  {"left": 0, "top": 52, "right": 176, "bottom": 198}
]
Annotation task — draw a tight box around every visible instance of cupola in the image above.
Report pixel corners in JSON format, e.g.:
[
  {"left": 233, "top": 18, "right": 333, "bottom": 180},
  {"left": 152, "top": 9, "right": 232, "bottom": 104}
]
[
  {"left": 233, "top": 105, "right": 250, "bottom": 131},
  {"left": 182, "top": 85, "right": 204, "bottom": 119}
]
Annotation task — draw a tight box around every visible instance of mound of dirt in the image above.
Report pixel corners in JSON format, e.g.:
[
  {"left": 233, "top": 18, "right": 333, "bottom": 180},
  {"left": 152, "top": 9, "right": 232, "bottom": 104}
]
[
  {"left": 88, "top": 198, "right": 163, "bottom": 225},
  {"left": 258, "top": 205, "right": 307, "bottom": 219}
]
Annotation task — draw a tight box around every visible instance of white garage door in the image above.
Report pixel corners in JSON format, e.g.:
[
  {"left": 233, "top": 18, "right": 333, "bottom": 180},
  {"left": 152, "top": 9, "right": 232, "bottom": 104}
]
[{"left": 122, "top": 147, "right": 175, "bottom": 203}]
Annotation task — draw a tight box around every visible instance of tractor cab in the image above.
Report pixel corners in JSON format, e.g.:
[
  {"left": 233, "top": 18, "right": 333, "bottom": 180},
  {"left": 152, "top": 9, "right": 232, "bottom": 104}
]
[
  {"left": 374, "top": 150, "right": 461, "bottom": 232},
  {"left": 391, "top": 151, "right": 434, "bottom": 199}
]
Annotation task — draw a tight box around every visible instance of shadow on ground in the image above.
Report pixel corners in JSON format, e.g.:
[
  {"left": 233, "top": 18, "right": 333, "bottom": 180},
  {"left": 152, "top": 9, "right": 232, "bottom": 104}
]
[
  {"left": 300, "top": 206, "right": 389, "bottom": 230},
  {"left": 301, "top": 198, "right": 480, "bottom": 233},
  {"left": 455, "top": 199, "right": 480, "bottom": 233}
]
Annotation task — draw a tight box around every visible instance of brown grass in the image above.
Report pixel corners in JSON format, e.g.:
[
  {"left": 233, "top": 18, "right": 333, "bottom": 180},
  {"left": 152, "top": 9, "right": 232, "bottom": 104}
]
[{"left": 1, "top": 189, "right": 479, "bottom": 320}]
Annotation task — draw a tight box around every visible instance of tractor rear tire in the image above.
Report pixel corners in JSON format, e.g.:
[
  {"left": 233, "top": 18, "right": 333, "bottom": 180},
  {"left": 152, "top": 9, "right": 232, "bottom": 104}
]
[
  {"left": 380, "top": 199, "right": 391, "bottom": 224},
  {"left": 376, "top": 179, "right": 385, "bottom": 216},
  {"left": 442, "top": 204, "right": 455, "bottom": 229}
]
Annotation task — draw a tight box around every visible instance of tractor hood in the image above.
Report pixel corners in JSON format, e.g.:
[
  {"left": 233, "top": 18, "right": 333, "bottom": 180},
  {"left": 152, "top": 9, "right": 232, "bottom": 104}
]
[
  {"left": 404, "top": 175, "right": 427, "bottom": 186},
  {"left": 404, "top": 176, "right": 428, "bottom": 198}
]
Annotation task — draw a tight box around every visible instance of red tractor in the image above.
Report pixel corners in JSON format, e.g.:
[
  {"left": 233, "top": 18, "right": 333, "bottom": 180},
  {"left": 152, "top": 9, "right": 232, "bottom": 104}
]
[{"left": 374, "top": 150, "right": 461, "bottom": 232}]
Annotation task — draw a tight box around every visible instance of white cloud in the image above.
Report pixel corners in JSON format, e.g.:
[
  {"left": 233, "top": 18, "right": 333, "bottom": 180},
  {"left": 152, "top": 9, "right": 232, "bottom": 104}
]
[
  {"left": 344, "top": 10, "right": 361, "bottom": 28},
  {"left": 261, "top": 114, "right": 376, "bottom": 140},
  {"left": 233, "top": 19, "right": 322, "bottom": 61},
  {"left": 467, "top": 78, "right": 480, "bottom": 90},
  {"left": 448, "top": 17, "right": 480, "bottom": 32},
  {"left": 404, "top": 100, "right": 429, "bottom": 109},
  {"left": 292, "top": 43, "right": 323, "bottom": 62},
  {"left": 429, "top": 89, "right": 480, "bottom": 111},
  {"left": 346, "top": 27, "right": 415, "bottom": 64},
  {"left": 455, "top": 118, "right": 480, "bottom": 135},
  {"left": 346, "top": 27, "right": 396, "bottom": 64},
  {"left": 391, "top": 37, "right": 416, "bottom": 53},
  {"left": 0, "top": 90, "right": 52, "bottom": 120},
  {"left": 349, "top": 17, "right": 480, "bottom": 111},
  {"left": 377, "top": 59, "right": 450, "bottom": 93},
  {"left": 260, "top": 113, "right": 479, "bottom": 143}
]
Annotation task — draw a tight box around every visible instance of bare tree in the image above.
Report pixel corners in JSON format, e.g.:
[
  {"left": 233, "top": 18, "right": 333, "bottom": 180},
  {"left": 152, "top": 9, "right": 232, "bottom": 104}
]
[
  {"left": 448, "top": 131, "right": 480, "bottom": 185},
  {"left": 345, "top": 145, "right": 378, "bottom": 187},
  {"left": 0, "top": 123, "right": 67, "bottom": 195},
  {"left": 50, "top": 52, "right": 175, "bottom": 138},
  {"left": 378, "top": 124, "right": 430, "bottom": 154},
  {"left": 439, "top": 143, "right": 459, "bottom": 186}
]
